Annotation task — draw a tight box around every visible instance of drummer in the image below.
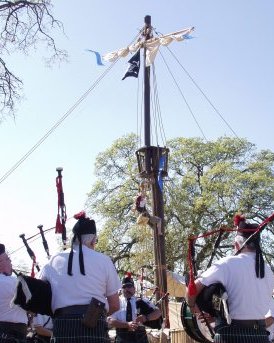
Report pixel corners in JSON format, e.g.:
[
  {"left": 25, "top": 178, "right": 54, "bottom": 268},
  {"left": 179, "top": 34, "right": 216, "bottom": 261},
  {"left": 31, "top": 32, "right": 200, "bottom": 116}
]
[
  {"left": 0, "top": 243, "right": 28, "bottom": 342},
  {"left": 186, "top": 214, "right": 274, "bottom": 343}
]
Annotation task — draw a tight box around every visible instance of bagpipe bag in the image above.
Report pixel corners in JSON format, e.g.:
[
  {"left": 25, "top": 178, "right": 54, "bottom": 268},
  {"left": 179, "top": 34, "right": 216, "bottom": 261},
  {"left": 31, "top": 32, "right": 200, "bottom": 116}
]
[
  {"left": 12, "top": 274, "right": 53, "bottom": 316},
  {"left": 136, "top": 298, "right": 163, "bottom": 329},
  {"left": 196, "top": 282, "right": 228, "bottom": 319}
]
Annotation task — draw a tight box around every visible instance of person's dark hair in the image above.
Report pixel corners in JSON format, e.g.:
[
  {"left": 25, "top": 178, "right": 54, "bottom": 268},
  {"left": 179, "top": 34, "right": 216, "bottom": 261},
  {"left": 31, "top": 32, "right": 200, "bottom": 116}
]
[{"left": 0, "top": 243, "right": 5, "bottom": 255}]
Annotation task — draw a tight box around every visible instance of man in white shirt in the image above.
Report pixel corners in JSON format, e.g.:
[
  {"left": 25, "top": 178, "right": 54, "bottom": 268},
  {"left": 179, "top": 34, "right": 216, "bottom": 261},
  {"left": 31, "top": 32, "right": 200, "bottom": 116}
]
[
  {"left": 0, "top": 243, "right": 28, "bottom": 342},
  {"left": 186, "top": 214, "right": 274, "bottom": 343},
  {"left": 40, "top": 211, "right": 121, "bottom": 343},
  {"left": 108, "top": 272, "right": 162, "bottom": 343}
]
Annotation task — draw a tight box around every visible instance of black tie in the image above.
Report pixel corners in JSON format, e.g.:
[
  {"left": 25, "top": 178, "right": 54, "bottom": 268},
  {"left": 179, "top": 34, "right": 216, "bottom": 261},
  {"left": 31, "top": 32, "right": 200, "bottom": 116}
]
[{"left": 126, "top": 298, "right": 132, "bottom": 322}]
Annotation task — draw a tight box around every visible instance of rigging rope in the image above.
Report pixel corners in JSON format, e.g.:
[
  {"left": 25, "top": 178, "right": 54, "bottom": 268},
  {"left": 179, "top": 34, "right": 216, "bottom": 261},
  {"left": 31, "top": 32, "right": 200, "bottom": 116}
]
[
  {"left": 153, "top": 27, "right": 238, "bottom": 138},
  {"left": 165, "top": 46, "right": 239, "bottom": 138},
  {"left": 152, "top": 64, "right": 167, "bottom": 146},
  {"left": 0, "top": 30, "right": 145, "bottom": 186},
  {"left": 0, "top": 61, "right": 119, "bottom": 186},
  {"left": 159, "top": 49, "right": 207, "bottom": 141},
  {"left": 136, "top": 63, "right": 167, "bottom": 148},
  {"left": 136, "top": 70, "right": 141, "bottom": 148}
]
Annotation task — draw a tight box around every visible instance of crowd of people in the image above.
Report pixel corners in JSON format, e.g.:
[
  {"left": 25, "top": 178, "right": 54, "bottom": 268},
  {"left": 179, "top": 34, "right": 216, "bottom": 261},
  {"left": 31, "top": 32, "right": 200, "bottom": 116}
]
[{"left": 0, "top": 212, "right": 162, "bottom": 343}]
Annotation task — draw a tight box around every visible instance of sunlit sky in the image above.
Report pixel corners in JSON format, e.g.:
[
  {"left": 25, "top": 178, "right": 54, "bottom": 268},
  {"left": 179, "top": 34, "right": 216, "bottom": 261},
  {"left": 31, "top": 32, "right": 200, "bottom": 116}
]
[{"left": 0, "top": 0, "right": 273, "bottom": 271}]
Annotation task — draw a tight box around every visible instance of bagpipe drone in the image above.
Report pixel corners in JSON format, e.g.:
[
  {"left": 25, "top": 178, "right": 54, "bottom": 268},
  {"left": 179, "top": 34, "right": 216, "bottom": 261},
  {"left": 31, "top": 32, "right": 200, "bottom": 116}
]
[{"left": 12, "top": 167, "right": 68, "bottom": 316}]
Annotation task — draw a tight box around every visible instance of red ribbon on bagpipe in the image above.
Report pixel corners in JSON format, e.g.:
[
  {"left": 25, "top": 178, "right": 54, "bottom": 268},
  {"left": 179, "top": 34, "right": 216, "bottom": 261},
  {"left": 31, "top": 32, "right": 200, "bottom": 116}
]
[
  {"left": 187, "top": 211, "right": 274, "bottom": 296},
  {"left": 55, "top": 167, "right": 67, "bottom": 247}
]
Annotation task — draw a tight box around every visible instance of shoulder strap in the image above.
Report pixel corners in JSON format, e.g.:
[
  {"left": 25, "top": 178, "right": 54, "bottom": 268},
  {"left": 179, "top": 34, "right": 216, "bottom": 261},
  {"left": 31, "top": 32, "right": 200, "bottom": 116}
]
[{"left": 43, "top": 317, "right": 51, "bottom": 328}]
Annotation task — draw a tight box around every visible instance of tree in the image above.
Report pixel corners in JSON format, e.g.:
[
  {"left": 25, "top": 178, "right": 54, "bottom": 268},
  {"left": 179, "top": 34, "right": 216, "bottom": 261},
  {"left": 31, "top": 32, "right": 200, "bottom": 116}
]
[
  {"left": 86, "top": 134, "right": 274, "bottom": 279},
  {"left": 0, "top": 0, "right": 67, "bottom": 121},
  {"left": 166, "top": 137, "right": 274, "bottom": 272}
]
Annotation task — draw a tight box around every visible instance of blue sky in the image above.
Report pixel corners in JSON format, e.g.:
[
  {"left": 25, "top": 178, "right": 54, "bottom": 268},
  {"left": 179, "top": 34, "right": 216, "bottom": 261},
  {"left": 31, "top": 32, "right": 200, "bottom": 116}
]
[{"left": 1, "top": 0, "right": 273, "bottom": 270}]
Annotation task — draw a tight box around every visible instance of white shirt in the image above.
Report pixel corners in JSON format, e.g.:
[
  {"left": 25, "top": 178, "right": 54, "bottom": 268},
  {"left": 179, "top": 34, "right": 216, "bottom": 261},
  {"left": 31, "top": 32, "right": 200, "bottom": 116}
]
[
  {"left": 40, "top": 245, "right": 121, "bottom": 313},
  {"left": 198, "top": 252, "right": 274, "bottom": 320},
  {"left": 0, "top": 274, "right": 27, "bottom": 324},
  {"left": 33, "top": 314, "right": 53, "bottom": 330},
  {"left": 111, "top": 295, "right": 156, "bottom": 321}
]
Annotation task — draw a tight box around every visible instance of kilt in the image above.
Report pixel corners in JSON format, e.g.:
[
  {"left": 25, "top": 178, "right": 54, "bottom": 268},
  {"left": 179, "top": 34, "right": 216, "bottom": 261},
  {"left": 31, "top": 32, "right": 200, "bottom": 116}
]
[
  {"left": 36, "top": 336, "right": 51, "bottom": 343},
  {"left": 0, "top": 322, "right": 27, "bottom": 343},
  {"left": 52, "top": 315, "right": 110, "bottom": 343},
  {"left": 0, "top": 338, "right": 26, "bottom": 343},
  {"left": 214, "top": 325, "right": 269, "bottom": 343},
  {"left": 115, "top": 327, "right": 149, "bottom": 343}
]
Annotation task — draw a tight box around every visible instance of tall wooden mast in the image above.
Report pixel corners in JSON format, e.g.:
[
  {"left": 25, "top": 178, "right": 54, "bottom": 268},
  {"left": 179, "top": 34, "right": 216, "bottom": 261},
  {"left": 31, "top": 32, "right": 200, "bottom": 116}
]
[{"left": 136, "top": 15, "right": 170, "bottom": 327}]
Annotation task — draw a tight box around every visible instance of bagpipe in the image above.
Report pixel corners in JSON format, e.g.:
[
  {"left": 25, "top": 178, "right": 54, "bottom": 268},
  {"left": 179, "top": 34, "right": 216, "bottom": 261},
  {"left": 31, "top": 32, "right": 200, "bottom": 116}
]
[
  {"left": 136, "top": 296, "right": 163, "bottom": 329},
  {"left": 12, "top": 168, "right": 69, "bottom": 316},
  {"left": 14, "top": 227, "right": 53, "bottom": 316},
  {"left": 181, "top": 282, "right": 229, "bottom": 343},
  {"left": 12, "top": 273, "right": 53, "bottom": 316},
  {"left": 181, "top": 212, "right": 274, "bottom": 343}
]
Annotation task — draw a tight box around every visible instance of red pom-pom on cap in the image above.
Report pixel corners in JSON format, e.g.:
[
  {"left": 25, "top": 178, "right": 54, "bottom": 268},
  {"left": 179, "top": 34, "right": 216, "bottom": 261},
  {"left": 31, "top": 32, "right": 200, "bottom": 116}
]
[
  {"left": 233, "top": 214, "right": 245, "bottom": 227},
  {"left": 74, "top": 211, "right": 86, "bottom": 220},
  {"left": 125, "top": 272, "right": 132, "bottom": 278}
]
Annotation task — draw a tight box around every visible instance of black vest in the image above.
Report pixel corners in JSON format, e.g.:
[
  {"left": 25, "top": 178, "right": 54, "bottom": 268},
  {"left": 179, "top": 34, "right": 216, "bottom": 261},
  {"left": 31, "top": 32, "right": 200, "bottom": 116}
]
[{"left": 135, "top": 298, "right": 163, "bottom": 329}]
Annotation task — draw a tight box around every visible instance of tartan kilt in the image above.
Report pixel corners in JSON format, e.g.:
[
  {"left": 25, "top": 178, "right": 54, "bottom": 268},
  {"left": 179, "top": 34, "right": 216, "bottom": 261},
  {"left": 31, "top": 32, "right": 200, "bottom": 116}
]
[
  {"left": 114, "top": 328, "right": 149, "bottom": 343},
  {"left": 214, "top": 325, "right": 269, "bottom": 343},
  {"left": 51, "top": 315, "right": 110, "bottom": 343},
  {"left": 0, "top": 336, "right": 26, "bottom": 343},
  {"left": 0, "top": 339, "right": 26, "bottom": 343},
  {"left": 0, "top": 322, "right": 27, "bottom": 343},
  {"left": 36, "top": 336, "right": 51, "bottom": 343}
]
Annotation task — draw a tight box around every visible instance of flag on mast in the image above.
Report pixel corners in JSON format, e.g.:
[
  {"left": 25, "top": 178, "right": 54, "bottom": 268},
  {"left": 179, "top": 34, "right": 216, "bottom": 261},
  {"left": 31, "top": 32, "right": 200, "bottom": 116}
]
[{"left": 122, "top": 49, "right": 141, "bottom": 80}]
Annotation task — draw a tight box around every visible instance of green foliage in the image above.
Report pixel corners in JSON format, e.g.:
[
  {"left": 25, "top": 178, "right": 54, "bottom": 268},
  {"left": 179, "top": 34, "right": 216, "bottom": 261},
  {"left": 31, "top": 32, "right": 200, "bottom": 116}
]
[{"left": 86, "top": 134, "right": 274, "bottom": 277}]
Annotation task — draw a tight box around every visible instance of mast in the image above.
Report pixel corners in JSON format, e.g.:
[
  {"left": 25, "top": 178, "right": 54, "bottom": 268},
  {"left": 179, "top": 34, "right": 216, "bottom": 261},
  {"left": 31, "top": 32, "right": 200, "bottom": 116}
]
[
  {"left": 144, "top": 15, "right": 151, "bottom": 147},
  {"left": 136, "top": 15, "right": 170, "bottom": 327}
]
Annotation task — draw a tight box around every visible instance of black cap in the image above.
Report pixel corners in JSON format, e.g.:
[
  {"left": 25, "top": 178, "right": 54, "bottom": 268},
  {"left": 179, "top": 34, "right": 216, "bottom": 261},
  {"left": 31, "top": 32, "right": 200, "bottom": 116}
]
[
  {"left": 237, "top": 220, "right": 259, "bottom": 240},
  {"left": 68, "top": 211, "right": 96, "bottom": 276},
  {"left": 0, "top": 243, "right": 5, "bottom": 255},
  {"left": 234, "top": 214, "right": 260, "bottom": 242},
  {"left": 73, "top": 216, "right": 96, "bottom": 236},
  {"left": 122, "top": 272, "right": 134, "bottom": 288}
]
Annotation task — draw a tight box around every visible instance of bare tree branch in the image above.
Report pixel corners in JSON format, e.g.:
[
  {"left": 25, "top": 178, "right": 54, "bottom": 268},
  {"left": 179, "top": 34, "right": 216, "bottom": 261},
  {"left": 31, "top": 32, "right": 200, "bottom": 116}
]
[{"left": 0, "top": 0, "right": 67, "bottom": 120}]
